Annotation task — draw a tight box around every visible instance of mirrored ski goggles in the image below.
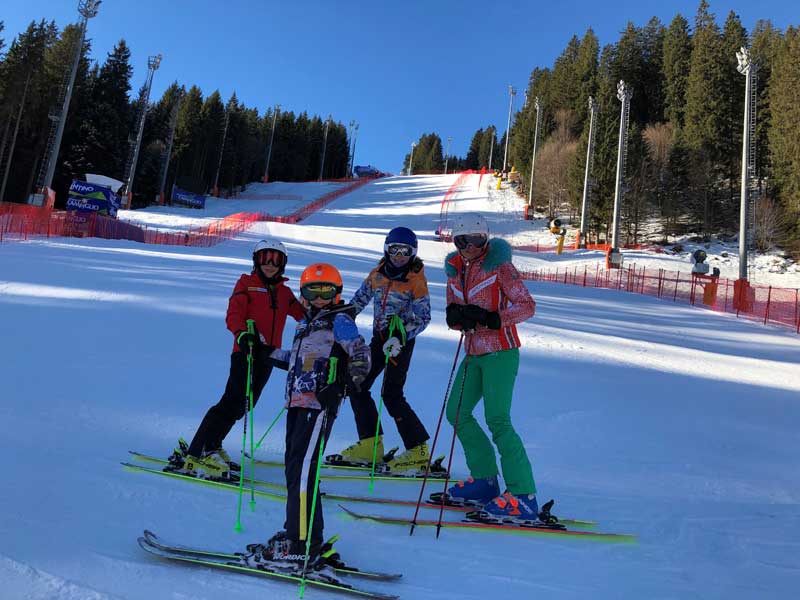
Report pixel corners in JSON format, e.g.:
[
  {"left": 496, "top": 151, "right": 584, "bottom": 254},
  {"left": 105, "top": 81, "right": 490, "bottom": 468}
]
[
  {"left": 386, "top": 243, "right": 414, "bottom": 257},
  {"left": 256, "top": 249, "right": 287, "bottom": 267},
  {"left": 300, "top": 283, "right": 341, "bottom": 301},
  {"left": 453, "top": 233, "right": 488, "bottom": 250}
]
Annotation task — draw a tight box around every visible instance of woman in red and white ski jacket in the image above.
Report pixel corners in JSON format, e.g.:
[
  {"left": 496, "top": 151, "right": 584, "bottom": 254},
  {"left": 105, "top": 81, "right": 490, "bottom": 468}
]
[{"left": 444, "top": 237, "right": 535, "bottom": 356}]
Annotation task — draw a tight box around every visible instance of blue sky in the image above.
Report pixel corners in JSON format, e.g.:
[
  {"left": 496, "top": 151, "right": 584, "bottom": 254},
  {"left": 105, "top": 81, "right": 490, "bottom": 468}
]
[{"left": 2, "top": 1, "right": 797, "bottom": 173}]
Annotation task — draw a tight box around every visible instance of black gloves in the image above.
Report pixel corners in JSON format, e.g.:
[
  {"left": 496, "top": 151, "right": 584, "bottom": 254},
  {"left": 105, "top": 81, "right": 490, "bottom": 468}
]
[
  {"left": 446, "top": 303, "right": 502, "bottom": 331},
  {"left": 236, "top": 330, "right": 258, "bottom": 352}
]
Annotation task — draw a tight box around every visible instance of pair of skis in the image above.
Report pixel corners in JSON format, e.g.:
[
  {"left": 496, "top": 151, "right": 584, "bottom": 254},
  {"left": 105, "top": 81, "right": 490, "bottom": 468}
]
[
  {"left": 139, "top": 530, "right": 400, "bottom": 599},
  {"left": 123, "top": 452, "right": 596, "bottom": 528}
]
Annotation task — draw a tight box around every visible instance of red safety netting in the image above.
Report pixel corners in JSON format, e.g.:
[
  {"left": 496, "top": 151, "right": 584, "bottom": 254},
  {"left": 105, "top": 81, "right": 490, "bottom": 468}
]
[
  {"left": 437, "top": 170, "right": 476, "bottom": 239},
  {"left": 520, "top": 262, "right": 800, "bottom": 334},
  {"left": 0, "top": 178, "right": 371, "bottom": 247}
]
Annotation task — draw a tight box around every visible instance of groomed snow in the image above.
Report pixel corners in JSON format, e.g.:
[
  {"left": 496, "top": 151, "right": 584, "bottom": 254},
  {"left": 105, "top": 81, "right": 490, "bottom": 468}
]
[{"left": 1, "top": 174, "right": 799, "bottom": 599}]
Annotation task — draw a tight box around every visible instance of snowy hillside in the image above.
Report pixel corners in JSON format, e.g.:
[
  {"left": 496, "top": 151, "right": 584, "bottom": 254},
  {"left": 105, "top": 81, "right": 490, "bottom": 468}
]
[{"left": 2, "top": 174, "right": 799, "bottom": 599}]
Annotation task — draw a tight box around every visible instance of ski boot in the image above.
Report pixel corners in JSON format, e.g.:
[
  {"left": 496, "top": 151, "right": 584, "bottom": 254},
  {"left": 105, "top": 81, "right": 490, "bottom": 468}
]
[
  {"left": 165, "top": 438, "right": 189, "bottom": 471},
  {"left": 430, "top": 476, "right": 500, "bottom": 507},
  {"left": 326, "top": 436, "right": 384, "bottom": 467},
  {"left": 182, "top": 451, "right": 232, "bottom": 480},
  {"left": 214, "top": 446, "right": 241, "bottom": 473},
  {"left": 386, "top": 443, "right": 429, "bottom": 475},
  {"left": 479, "top": 492, "right": 539, "bottom": 525},
  {"left": 243, "top": 531, "right": 342, "bottom": 584}
]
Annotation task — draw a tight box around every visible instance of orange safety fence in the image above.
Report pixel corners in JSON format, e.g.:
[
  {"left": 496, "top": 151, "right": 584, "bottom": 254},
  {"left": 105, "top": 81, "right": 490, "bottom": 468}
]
[
  {"left": 520, "top": 262, "right": 800, "bottom": 334},
  {"left": 0, "top": 178, "right": 371, "bottom": 247}
]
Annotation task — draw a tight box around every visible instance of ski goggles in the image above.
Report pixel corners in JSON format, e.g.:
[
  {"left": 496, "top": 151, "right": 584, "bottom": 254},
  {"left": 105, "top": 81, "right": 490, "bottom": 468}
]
[
  {"left": 453, "top": 233, "right": 488, "bottom": 250},
  {"left": 300, "top": 283, "right": 341, "bottom": 301},
  {"left": 255, "top": 249, "right": 287, "bottom": 268},
  {"left": 386, "top": 243, "right": 414, "bottom": 257}
]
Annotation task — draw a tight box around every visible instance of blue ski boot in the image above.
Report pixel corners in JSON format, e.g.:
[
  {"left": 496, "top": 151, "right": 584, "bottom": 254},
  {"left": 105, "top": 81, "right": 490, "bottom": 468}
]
[
  {"left": 431, "top": 476, "right": 500, "bottom": 507},
  {"left": 480, "top": 492, "right": 539, "bottom": 524}
]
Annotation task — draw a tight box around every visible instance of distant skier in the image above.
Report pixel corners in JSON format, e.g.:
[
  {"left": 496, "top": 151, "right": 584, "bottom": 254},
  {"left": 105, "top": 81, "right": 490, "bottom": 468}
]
[
  {"left": 243, "top": 262, "right": 370, "bottom": 579},
  {"left": 329, "top": 226, "right": 432, "bottom": 474},
  {"left": 168, "top": 239, "right": 305, "bottom": 478},
  {"left": 440, "top": 213, "right": 541, "bottom": 522}
]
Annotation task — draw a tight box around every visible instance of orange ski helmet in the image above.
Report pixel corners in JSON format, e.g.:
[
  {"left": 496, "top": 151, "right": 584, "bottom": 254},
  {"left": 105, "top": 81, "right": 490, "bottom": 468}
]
[{"left": 300, "top": 263, "right": 343, "bottom": 303}]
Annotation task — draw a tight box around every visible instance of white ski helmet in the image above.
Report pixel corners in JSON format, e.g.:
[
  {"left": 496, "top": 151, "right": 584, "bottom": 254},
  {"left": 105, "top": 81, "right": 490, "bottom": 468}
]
[
  {"left": 252, "top": 238, "right": 288, "bottom": 274},
  {"left": 253, "top": 238, "right": 287, "bottom": 256},
  {"left": 451, "top": 213, "right": 489, "bottom": 237}
]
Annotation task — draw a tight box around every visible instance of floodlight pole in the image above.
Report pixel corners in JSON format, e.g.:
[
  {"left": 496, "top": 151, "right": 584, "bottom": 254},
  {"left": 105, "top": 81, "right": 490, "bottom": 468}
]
[
  {"left": 736, "top": 47, "right": 756, "bottom": 282},
  {"left": 611, "top": 80, "right": 632, "bottom": 251},
  {"left": 579, "top": 96, "right": 598, "bottom": 248},
  {"left": 318, "top": 115, "right": 331, "bottom": 181},
  {"left": 526, "top": 97, "right": 541, "bottom": 213},
  {"left": 41, "top": 0, "right": 101, "bottom": 193},
  {"left": 409, "top": 142, "right": 416, "bottom": 176},
  {"left": 444, "top": 136, "right": 452, "bottom": 174},
  {"left": 262, "top": 105, "right": 280, "bottom": 183},
  {"left": 502, "top": 84, "right": 516, "bottom": 173},
  {"left": 124, "top": 53, "right": 162, "bottom": 207}
]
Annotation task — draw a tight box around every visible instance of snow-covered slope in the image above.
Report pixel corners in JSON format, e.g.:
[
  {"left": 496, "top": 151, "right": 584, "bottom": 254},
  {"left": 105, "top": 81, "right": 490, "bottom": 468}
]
[{"left": 1, "top": 174, "right": 799, "bottom": 599}]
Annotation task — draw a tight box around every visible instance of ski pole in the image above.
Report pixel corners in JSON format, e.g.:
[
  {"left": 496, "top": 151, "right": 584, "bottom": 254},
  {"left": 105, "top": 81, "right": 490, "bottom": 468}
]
[
  {"left": 369, "top": 314, "right": 405, "bottom": 493},
  {"left": 254, "top": 405, "right": 287, "bottom": 451},
  {"left": 235, "top": 319, "right": 256, "bottom": 531},
  {"left": 410, "top": 333, "right": 463, "bottom": 536},
  {"left": 434, "top": 336, "right": 472, "bottom": 539},
  {"left": 247, "top": 319, "right": 257, "bottom": 512},
  {"left": 298, "top": 408, "right": 331, "bottom": 599}
]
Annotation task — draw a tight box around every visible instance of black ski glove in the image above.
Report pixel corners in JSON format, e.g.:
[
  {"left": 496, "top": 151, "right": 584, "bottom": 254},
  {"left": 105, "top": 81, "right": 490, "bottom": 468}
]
[
  {"left": 485, "top": 311, "right": 502, "bottom": 330},
  {"left": 236, "top": 330, "right": 260, "bottom": 353},
  {"left": 446, "top": 303, "right": 463, "bottom": 328},
  {"left": 461, "top": 304, "right": 489, "bottom": 325}
]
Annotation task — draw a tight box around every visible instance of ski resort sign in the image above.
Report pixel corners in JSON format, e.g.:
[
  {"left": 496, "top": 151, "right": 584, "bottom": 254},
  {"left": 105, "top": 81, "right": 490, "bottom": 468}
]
[
  {"left": 171, "top": 185, "right": 206, "bottom": 209},
  {"left": 67, "top": 180, "right": 121, "bottom": 218}
]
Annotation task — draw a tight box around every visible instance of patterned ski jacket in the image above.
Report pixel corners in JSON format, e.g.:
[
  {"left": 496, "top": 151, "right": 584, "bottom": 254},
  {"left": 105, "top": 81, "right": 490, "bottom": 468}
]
[
  {"left": 272, "top": 303, "right": 371, "bottom": 410},
  {"left": 226, "top": 271, "right": 306, "bottom": 352},
  {"left": 445, "top": 238, "right": 536, "bottom": 356},
  {"left": 350, "top": 257, "right": 431, "bottom": 340}
]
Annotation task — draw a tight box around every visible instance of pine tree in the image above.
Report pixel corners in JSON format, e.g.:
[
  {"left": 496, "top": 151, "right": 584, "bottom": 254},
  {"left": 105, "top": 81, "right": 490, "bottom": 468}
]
[
  {"left": 75, "top": 40, "right": 133, "bottom": 181},
  {"left": 173, "top": 85, "right": 204, "bottom": 192},
  {"left": 750, "top": 21, "right": 782, "bottom": 186},
  {"left": 641, "top": 17, "right": 666, "bottom": 124},
  {"left": 465, "top": 128, "right": 483, "bottom": 169},
  {"left": 720, "top": 11, "right": 748, "bottom": 214},
  {"left": 477, "top": 126, "right": 497, "bottom": 169},
  {"left": 683, "top": 0, "right": 727, "bottom": 233},
  {"left": 574, "top": 28, "right": 600, "bottom": 132},
  {"left": 768, "top": 26, "right": 800, "bottom": 252},
  {"left": 662, "top": 14, "right": 692, "bottom": 129}
]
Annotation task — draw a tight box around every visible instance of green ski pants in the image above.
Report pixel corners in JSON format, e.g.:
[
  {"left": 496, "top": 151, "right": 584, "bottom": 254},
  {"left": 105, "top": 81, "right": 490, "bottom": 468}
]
[{"left": 445, "top": 348, "right": 536, "bottom": 495}]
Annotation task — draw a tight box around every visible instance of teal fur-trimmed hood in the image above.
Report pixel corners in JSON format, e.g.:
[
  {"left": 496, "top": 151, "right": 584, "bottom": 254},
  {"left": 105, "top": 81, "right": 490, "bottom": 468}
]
[{"left": 445, "top": 238, "right": 513, "bottom": 277}]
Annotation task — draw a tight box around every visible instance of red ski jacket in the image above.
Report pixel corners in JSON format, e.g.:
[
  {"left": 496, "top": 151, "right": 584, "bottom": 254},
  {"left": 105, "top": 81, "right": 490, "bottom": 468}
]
[
  {"left": 226, "top": 271, "right": 306, "bottom": 352},
  {"left": 445, "top": 238, "right": 535, "bottom": 356}
]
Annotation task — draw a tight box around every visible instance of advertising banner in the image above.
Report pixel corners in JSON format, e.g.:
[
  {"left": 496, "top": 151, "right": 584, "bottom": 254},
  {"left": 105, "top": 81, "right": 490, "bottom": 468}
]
[
  {"left": 67, "top": 180, "right": 121, "bottom": 218},
  {"left": 171, "top": 185, "right": 206, "bottom": 209}
]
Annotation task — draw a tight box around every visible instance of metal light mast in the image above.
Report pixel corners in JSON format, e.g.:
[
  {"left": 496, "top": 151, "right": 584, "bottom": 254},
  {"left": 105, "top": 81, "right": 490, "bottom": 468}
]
[
  {"left": 123, "top": 53, "right": 162, "bottom": 207},
  {"left": 40, "top": 0, "right": 101, "bottom": 195},
  {"left": 318, "top": 115, "right": 331, "bottom": 181},
  {"left": 262, "top": 104, "right": 280, "bottom": 183},
  {"left": 212, "top": 107, "right": 230, "bottom": 197},
  {"left": 578, "top": 96, "right": 598, "bottom": 248},
  {"left": 158, "top": 88, "right": 184, "bottom": 204},
  {"left": 610, "top": 80, "right": 632, "bottom": 252},
  {"left": 526, "top": 97, "right": 541, "bottom": 217},
  {"left": 409, "top": 142, "right": 416, "bottom": 176},
  {"left": 444, "top": 136, "right": 452, "bottom": 174},
  {"left": 502, "top": 84, "right": 516, "bottom": 173},
  {"left": 736, "top": 47, "right": 758, "bottom": 282}
]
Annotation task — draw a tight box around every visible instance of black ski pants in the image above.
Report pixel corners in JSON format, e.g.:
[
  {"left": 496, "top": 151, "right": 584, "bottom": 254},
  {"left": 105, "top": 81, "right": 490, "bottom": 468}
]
[
  {"left": 284, "top": 406, "right": 337, "bottom": 544},
  {"left": 348, "top": 334, "right": 429, "bottom": 450},
  {"left": 187, "top": 351, "right": 273, "bottom": 457}
]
